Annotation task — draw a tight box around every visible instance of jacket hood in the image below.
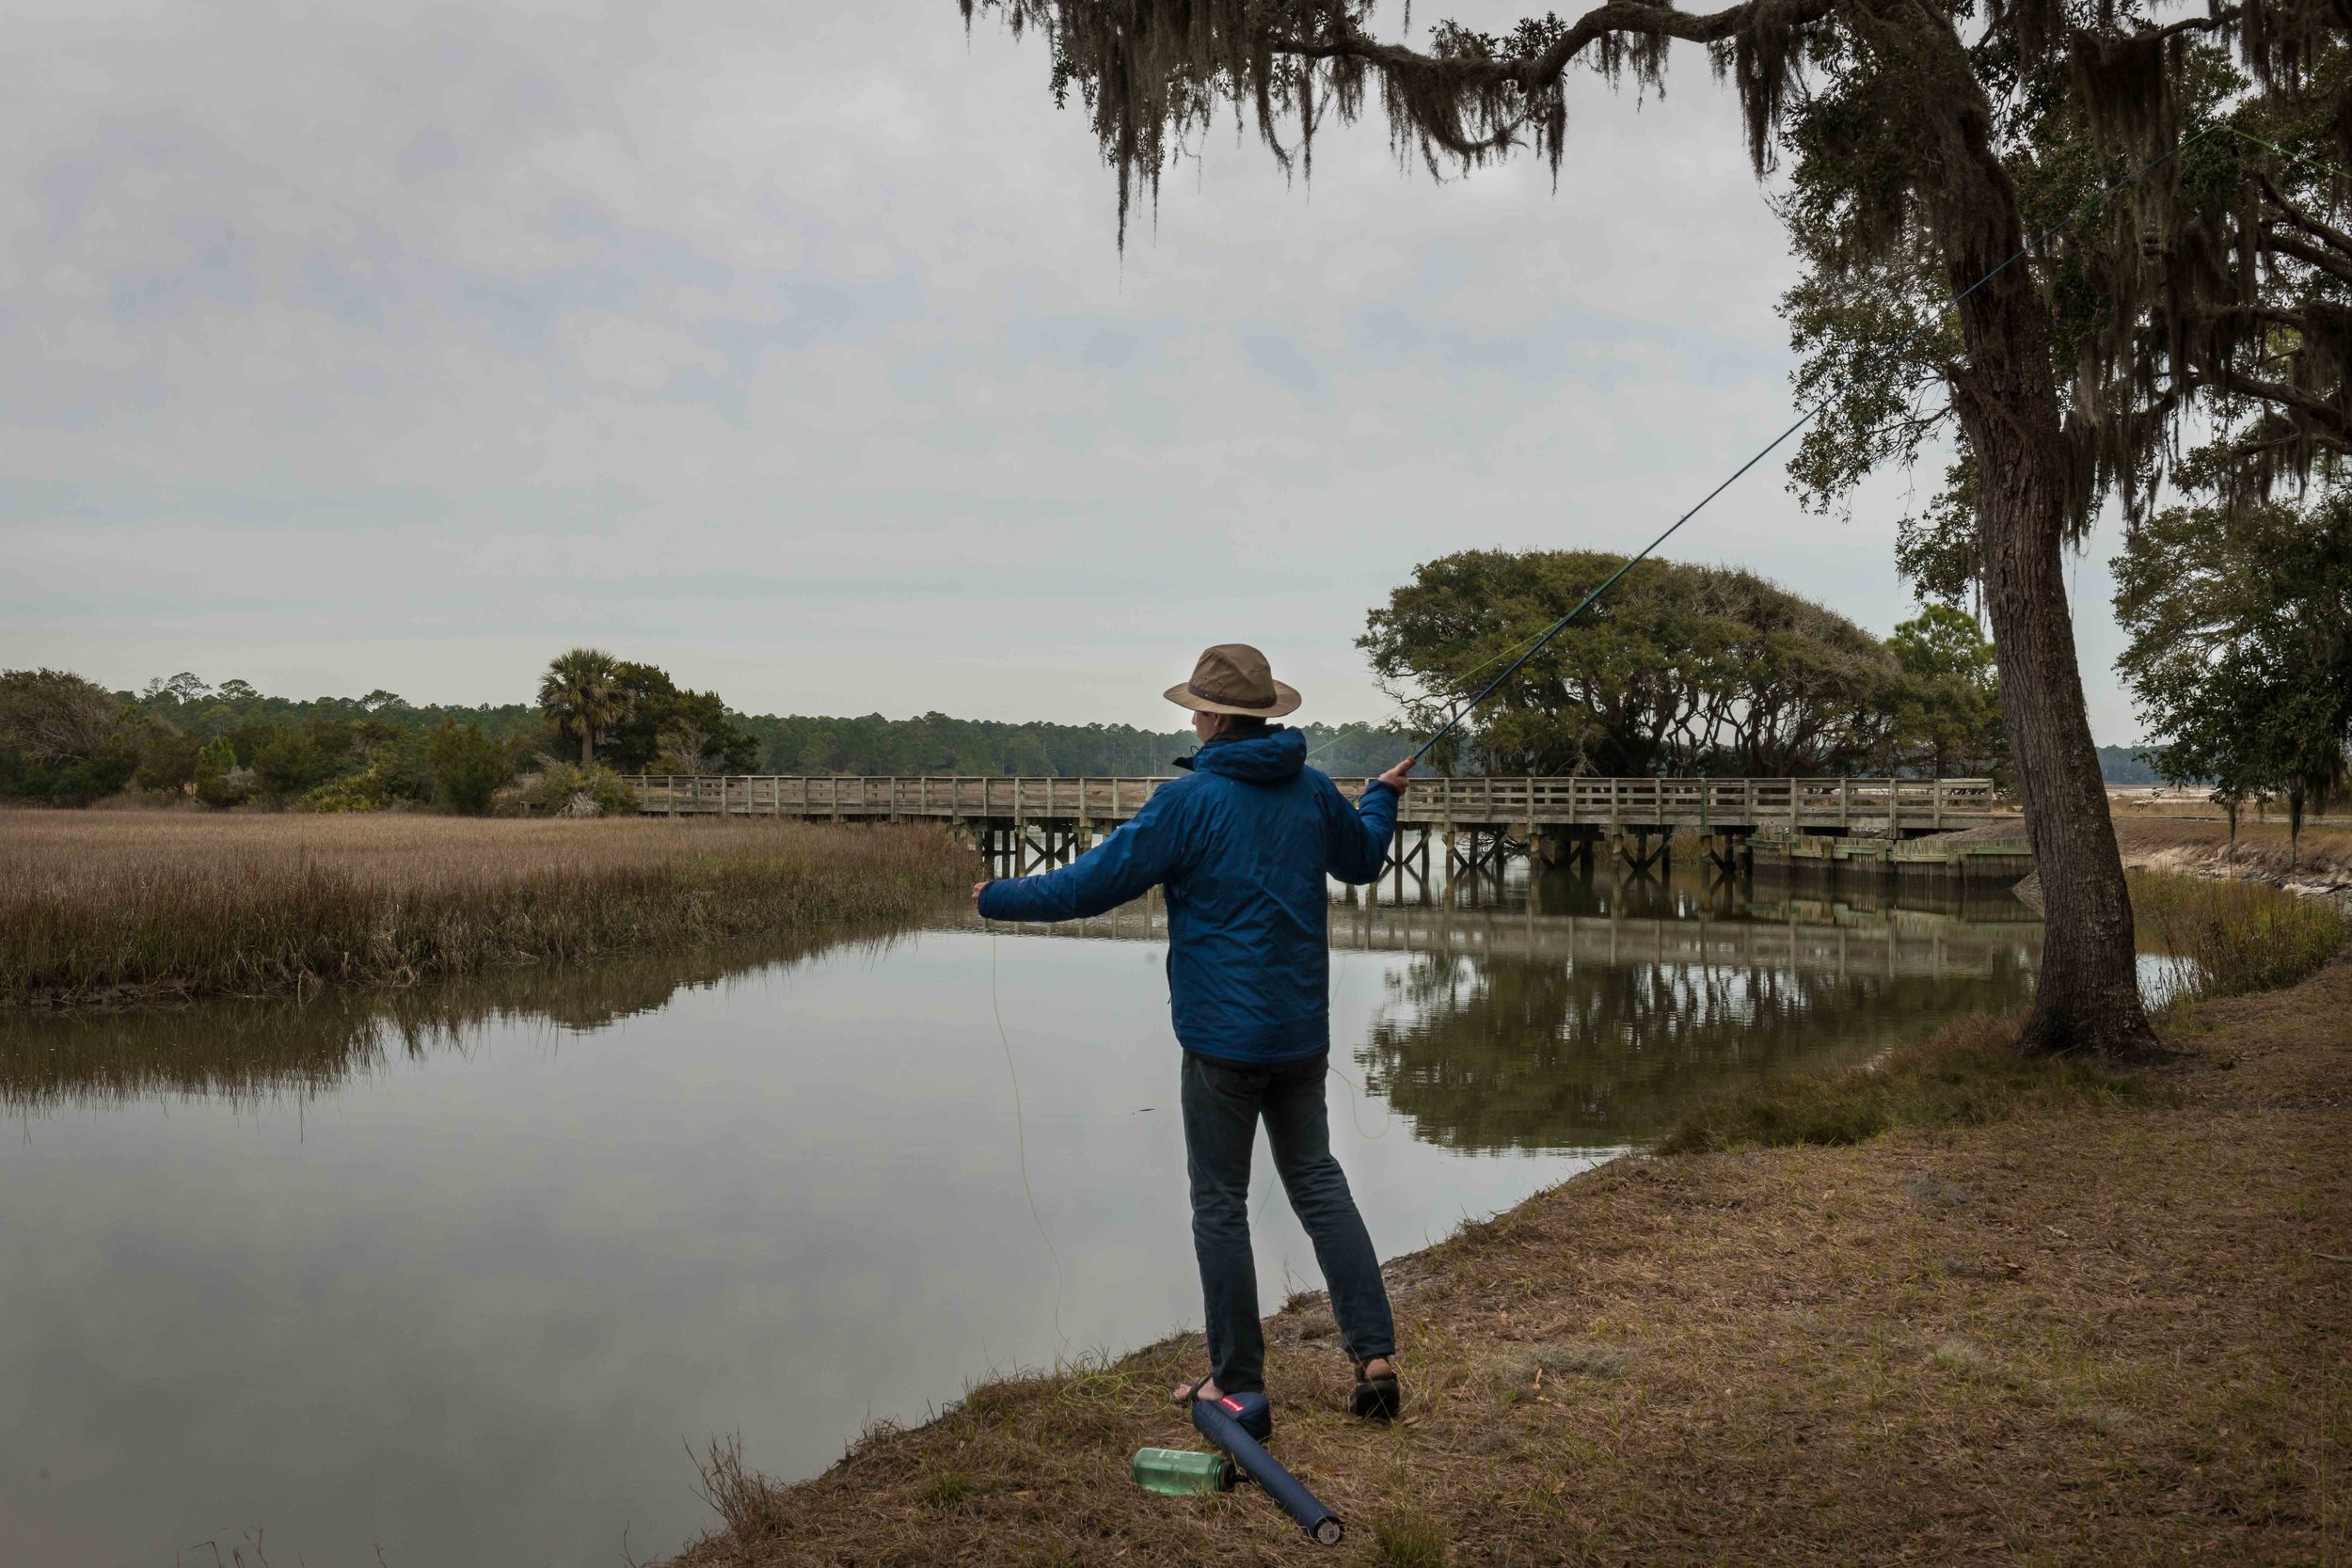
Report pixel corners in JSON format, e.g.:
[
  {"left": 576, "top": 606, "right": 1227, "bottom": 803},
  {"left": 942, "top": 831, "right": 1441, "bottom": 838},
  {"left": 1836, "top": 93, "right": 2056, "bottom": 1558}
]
[{"left": 1188, "top": 726, "right": 1307, "bottom": 784}]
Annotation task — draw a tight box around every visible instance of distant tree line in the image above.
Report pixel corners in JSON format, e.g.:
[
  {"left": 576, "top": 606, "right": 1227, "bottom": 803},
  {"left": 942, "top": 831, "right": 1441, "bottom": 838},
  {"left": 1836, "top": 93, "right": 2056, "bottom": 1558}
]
[{"left": 13, "top": 552, "right": 2148, "bottom": 817}]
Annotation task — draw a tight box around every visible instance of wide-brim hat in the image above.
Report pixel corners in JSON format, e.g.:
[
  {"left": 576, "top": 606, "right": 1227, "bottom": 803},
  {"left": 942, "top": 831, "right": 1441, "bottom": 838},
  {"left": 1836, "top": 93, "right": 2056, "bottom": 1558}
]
[{"left": 1165, "top": 642, "right": 1302, "bottom": 719}]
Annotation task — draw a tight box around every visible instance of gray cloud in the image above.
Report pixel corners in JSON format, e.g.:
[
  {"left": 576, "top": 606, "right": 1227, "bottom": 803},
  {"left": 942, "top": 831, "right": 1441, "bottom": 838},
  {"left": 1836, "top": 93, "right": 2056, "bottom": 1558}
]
[{"left": 0, "top": 0, "right": 2144, "bottom": 741}]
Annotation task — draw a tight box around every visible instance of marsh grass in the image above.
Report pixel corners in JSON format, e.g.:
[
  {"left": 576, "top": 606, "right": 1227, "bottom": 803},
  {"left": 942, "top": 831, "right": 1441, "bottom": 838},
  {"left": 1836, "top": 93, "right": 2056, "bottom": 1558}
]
[
  {"left": 690, "top": 1433, "right": 791, "bottom": 1560},
  {"left": 2128, "top": 871, "right": 2348, "bottom": 1003},
  {"left": 0, "top": 809, "right": 969, "bottom": 1007}
]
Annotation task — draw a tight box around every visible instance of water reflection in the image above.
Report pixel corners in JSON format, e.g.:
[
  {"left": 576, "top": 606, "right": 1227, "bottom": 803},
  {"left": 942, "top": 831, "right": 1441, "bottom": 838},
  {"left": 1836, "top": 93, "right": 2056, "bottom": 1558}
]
[
  {"left": 0, "top": 932, "right": 895, "bottom": 1114},
  {"left": 983, "top": 865, "right": 2043, "bottom": 1154},
  {"left": 3, "top": 864, "right": 2052, "bottom": 1566}
]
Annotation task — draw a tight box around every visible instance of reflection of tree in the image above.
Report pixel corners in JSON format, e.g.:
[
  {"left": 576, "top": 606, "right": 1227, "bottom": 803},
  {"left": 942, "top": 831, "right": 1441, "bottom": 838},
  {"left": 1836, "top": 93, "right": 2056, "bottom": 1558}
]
[
  {"left": 0, "top": 931, "right": 906, "bottom": 1112},
  {"left": 1356, "top": 943, "right": 2036, "bottom": 1153}
]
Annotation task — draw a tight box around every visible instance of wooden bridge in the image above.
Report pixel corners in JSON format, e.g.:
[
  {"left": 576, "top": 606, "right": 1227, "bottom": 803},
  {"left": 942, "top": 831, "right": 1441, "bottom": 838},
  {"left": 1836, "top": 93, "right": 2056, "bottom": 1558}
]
[{"left": 621, "top": 774, "right": 2004, "bottom": 877}]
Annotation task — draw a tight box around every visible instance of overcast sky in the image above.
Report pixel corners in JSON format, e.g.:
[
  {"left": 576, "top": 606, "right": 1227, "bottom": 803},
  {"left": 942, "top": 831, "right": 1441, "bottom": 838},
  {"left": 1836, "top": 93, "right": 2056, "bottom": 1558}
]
[{"left": 2, "top": 0, "right": 2150, "bottom": 742}]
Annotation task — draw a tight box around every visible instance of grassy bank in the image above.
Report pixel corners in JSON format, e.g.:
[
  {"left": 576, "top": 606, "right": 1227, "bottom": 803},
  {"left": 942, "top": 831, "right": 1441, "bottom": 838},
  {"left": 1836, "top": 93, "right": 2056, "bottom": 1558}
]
[
  {"left": 670, "top": 897, "right": 2349, "bottom": 1567},
  {"left": 2114, "top": 813, "right": 2352, "bottom": 888},
  {"left": 0, "top": 810, "right": 969, "bottom": 1007}
]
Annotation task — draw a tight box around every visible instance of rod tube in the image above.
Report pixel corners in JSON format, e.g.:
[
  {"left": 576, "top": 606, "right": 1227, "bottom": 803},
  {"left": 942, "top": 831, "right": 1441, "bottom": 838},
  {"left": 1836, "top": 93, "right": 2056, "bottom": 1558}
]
[{"left": 1192, "top": 1397, "right": 1343, "bottom": 1546}]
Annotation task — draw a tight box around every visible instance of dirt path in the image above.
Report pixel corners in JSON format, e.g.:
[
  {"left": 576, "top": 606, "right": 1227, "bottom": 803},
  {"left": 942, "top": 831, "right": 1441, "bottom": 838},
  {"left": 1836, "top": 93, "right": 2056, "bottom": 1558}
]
[{"left": 667, "top": 952, "right": 2348, "bottom": 1567}]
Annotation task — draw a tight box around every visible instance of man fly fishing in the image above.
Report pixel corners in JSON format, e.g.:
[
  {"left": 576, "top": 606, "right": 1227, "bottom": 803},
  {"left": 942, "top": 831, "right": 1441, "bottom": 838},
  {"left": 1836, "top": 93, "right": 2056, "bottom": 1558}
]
[{"left": 974, "top": 643, "right": 1413, "bottom": 1421}]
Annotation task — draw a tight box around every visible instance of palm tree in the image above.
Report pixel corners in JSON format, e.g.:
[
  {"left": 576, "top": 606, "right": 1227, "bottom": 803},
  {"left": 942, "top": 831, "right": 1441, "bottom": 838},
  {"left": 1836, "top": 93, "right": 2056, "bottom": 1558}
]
[{"left": 537, "top": 648, "right": 628, "bottom": 766}]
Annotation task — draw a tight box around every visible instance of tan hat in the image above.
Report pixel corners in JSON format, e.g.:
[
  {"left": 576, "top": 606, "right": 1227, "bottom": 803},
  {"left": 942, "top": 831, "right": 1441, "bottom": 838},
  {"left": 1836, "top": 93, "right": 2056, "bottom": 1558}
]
[{"left": 1165, "top": 642, "right": 1302, "bottom": 719}]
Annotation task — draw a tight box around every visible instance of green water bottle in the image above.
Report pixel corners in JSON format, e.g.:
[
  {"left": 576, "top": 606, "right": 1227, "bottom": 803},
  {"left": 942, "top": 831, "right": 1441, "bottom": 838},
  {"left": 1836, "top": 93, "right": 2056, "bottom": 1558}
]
[{"left": 1131, "top": 1447, "right": 1234, "bottom": 1496}]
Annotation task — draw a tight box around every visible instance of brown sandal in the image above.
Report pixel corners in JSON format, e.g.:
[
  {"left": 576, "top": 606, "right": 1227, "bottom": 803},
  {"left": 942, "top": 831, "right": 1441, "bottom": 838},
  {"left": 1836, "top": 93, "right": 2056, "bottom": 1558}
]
[{"left": 1351, "top": 1359, "right": 1402, "bottom": 1420}]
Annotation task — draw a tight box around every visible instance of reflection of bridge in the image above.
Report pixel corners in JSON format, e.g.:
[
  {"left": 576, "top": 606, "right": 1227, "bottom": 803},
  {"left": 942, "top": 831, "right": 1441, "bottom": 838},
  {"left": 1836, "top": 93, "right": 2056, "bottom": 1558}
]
[
  {"left": 961, "top": 896, "right": 2040, "bottom": 983},
  {"left": 624, "top": 774, "right": 2003, "bottom": 875}
]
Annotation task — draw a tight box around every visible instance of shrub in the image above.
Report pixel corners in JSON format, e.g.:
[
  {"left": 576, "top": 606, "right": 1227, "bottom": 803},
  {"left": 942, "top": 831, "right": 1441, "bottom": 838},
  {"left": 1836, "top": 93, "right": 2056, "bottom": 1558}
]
[
  {"left": 252, "top": 730, "right": 332, "bottom": 800},
  {"left": 293, "top": 773, "right": 393, "bottom": 813},
  {"left": 135, "top": 731, "right": 204, "bottom": 794},
  {"left": 510, "top": 761, "right": 640, "bottom": 817},
  {"left": 192, "top": 737, "right": 249, "bottom": 808},
  {"left": 428, "top": 721, "right": 510, "bottom": 814}
]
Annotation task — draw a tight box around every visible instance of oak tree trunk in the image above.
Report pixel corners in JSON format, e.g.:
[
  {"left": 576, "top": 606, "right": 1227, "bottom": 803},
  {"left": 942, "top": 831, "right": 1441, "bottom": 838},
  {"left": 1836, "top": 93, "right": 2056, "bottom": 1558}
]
[{"left": 1901, "top": 10, "right": 2158, "bottom": 1057}]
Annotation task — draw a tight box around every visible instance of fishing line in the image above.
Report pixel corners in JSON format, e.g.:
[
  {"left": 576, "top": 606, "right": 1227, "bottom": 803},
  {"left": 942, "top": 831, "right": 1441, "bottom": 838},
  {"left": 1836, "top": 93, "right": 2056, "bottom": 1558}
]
[
  {"left": 1378, "top": 124, "right": 2222, "bottom": 764},
  {"left": 2219, "top": 124, "right": 2352, "bottom": 184},
  {"left": 1327, "top": 1059, "right": 1395, "bottom": 1141},
  {"left": 980, "top": 125, "right": 2211, "bottom": 1347},
  {"left": 989, "top": 929, "right": 1071, "bottom": 1353}
]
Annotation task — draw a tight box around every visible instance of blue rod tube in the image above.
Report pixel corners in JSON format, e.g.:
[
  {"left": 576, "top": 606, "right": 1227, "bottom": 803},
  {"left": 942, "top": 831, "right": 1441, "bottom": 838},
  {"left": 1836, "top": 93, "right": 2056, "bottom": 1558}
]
[{"left": 1192, "top": 1398, "right": 1343, "bottom": 1546}]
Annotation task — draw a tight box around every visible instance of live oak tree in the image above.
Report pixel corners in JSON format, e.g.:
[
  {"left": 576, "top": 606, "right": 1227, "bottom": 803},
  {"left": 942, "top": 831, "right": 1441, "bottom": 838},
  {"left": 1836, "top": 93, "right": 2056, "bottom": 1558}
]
[
  {"left": 600, "top": 660, "right": 762, "bottom": 777},
  {"left": 964, "top": 0, "right": 2352, "bottom": 1056},
  {"left": 1361, "top": 551, "right": 1905, "bottom": 775}
]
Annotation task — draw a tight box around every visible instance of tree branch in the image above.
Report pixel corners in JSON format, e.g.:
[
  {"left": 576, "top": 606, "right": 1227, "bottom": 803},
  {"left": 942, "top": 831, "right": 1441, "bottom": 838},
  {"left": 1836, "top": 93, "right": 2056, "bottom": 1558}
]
[{"left": 1274, "top": 0, "right": 1835, "bottom": 89}]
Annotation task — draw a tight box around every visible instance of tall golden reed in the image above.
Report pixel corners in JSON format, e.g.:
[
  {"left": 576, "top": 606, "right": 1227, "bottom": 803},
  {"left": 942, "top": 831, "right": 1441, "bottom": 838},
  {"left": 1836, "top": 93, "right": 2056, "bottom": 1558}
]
[{"left": 1, "top": 810, "right": 973, "bottom": 1006}]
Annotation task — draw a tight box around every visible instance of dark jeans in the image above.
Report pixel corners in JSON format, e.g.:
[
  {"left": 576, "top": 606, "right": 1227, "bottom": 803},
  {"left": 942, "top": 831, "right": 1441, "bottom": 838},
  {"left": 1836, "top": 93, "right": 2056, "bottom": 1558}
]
[{"left": 1180, "top": 1050, "right": 1395, "bottom": 1396}]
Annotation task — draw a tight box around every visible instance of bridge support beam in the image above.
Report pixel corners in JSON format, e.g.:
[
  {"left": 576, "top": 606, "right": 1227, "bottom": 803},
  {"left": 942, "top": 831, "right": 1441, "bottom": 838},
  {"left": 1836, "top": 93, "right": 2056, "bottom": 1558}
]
[
  {"left": 1534, "top": 827, "right": 1599, "bottom": 874},
  {"left": 1698, "top": 830, "right": 1752, "bottom": 877},
  {"left": 1614, "top": 829, "right": 1672, "bottom": 878}
]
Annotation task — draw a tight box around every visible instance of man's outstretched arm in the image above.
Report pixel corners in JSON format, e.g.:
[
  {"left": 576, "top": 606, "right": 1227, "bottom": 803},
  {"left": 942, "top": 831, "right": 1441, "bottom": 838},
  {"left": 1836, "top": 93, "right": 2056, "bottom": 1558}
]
[
  {"left": 974, "top": 786, "right": 1187, "bottom": 922},
  {"left": 1324, "top": 756, "right": 1413, "bottom": 884}
]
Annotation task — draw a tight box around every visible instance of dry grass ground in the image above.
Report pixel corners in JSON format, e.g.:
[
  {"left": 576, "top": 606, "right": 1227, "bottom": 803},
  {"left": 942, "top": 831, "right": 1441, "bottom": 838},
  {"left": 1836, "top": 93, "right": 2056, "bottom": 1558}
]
[
  {"left": 0, "top": 810, "right": 970, "bottom": 1006},
  {"left": 673, "top": 960, "right": 2351, "bottom": 1568}
]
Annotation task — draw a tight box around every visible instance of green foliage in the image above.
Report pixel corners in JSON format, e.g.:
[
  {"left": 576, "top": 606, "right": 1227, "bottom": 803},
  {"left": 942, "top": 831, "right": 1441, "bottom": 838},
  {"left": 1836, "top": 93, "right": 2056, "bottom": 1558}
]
[
  {"left": 193, "top": 736, "right": 250, "bottom": 808},
  {"left": 1359, "top": 551, "right": 1904, "bottom": 775},
  {"left": 537, "top": 647, "right": 630, "bottom": 766},
  {"left": 1888, "top": 605, "right": 2005, "bottom": 779},
  {"left": 426, "top": 721, "right": 512, "bottom": 814},
  {"left": 726, "top": 710, "right": 1422, "bottom": 778},
  {"left": 292, "top": 773, "right": 393, "bottom": 814},
  {"left": 121, "top": 673, "right": 541, "bottom": 746},
  {"left": 600, "top": 660, "right": 759, "bottom": 775},
  {"left": 134, "top": 731, "right": 204, "bottom": 794},
  {"left": 2114, "top": 489, "right": 2352, "bottom": 859},
  {"left": 2097, "top": 746, "right": 2170, "bottom": 786},
  {"left": 0, "top": 668, "right": 139, "bottom": 803},
  {"left": 513, "top": 761, "right": 641, "bottom": 817},
  {"left": 250, "top": 727, "right": 337, "bottom": 800}
]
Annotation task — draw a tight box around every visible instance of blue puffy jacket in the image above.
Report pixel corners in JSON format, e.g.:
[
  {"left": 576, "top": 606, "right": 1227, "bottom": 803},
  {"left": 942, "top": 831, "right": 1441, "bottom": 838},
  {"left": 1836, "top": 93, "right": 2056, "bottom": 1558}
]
[{"left": 977, "top": 728, "right": 1399, "bottom": 1064}]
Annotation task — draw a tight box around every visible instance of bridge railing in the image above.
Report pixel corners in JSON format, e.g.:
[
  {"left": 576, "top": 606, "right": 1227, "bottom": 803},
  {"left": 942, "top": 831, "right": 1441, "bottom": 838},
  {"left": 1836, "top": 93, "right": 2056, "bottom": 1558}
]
[{"left": 617, "top": 774, "right": 1998, "bottom": 829}]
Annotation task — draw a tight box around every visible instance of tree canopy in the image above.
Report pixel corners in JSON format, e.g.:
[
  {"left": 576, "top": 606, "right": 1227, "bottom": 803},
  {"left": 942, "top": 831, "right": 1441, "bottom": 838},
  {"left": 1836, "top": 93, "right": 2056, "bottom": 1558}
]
[
  {"left": 1362, "top": 551, "right": 1911, "bottom": 775},
  {"left": 2114, "top": 483, "right": 2352, "bottom": 853}
]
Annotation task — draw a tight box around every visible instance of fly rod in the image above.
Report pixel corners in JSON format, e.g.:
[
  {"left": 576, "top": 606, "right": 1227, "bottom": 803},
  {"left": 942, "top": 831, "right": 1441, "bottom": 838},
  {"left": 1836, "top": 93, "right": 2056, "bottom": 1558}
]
[{"left": 1405, "top": 126, "right": 2212, "bottom": 766}]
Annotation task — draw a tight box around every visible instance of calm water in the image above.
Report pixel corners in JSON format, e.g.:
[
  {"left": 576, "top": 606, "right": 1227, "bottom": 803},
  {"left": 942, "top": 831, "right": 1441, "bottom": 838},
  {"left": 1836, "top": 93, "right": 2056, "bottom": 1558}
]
[{"left": 1, "top": 867, "right": 2043, "bottom": 1566}]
